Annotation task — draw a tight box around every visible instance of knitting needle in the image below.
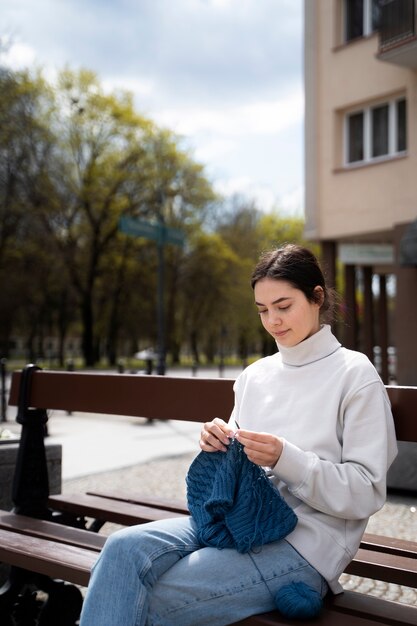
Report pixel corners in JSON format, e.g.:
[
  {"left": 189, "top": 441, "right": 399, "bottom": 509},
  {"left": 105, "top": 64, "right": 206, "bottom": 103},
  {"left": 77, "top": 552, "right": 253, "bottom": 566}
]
[{"left": 227, "top": 420, "right": 240, "bottom": 440}]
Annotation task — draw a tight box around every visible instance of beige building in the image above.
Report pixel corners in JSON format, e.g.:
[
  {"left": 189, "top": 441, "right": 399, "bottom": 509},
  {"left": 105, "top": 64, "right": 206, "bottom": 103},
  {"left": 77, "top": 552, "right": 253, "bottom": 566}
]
[{"left": 304, "top": 0, "right": 417, "bottom": 384}]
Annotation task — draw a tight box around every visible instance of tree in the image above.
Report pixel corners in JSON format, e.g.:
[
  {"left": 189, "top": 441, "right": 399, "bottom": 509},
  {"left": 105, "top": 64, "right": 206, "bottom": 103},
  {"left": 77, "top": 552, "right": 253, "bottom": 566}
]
[
  {"left": 214, "top": 204, "right": 312, "bottom": 359},
  {"left": 32, "top": 69, "right": 216, "bottom": 366},
  {"left": 257, "top": 212, "right": 310, "bottom": 251},
  {"left": 215, "top": 196, "right": 262, "bottom": 262},
  {"left": 0, "top": 66, "right": 58, "bottom": 357},
  {"left": 179, "top": 231, "right": 240, "bottom": 364}
]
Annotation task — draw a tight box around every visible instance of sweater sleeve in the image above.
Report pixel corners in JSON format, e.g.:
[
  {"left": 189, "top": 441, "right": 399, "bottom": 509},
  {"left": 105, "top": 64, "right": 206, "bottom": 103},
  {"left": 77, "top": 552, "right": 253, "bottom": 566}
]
[{"left": 272, "top": 381, "right": 398, "bottom": 520}]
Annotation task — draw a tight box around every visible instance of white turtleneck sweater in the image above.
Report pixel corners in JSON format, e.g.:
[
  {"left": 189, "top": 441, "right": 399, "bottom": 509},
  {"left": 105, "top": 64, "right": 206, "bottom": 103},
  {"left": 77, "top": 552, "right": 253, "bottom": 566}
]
[{"left": 230, "top": 325, "right": 397, "bottom": 593}]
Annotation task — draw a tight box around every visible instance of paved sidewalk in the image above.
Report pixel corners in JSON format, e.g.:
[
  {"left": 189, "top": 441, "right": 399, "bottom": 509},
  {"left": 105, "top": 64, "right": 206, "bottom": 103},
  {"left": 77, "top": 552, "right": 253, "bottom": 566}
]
[{"left": 47, "top": 409, "right": 203, "bottom": 480}]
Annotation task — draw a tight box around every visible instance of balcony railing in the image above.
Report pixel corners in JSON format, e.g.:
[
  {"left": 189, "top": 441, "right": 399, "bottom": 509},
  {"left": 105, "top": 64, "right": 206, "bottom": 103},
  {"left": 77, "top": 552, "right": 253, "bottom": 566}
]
[
  {"left": 378, "top": 0, "right": 417, "bottom": 67},
  {"left": 379, "top": 0, "right": 415, "bottom": 49}
]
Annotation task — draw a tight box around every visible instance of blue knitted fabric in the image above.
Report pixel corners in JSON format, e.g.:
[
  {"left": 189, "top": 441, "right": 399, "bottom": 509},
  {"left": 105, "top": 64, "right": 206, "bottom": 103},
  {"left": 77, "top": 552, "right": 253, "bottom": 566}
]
[{"left": 186, "top": 438, "right": 297, "bottom": 553}]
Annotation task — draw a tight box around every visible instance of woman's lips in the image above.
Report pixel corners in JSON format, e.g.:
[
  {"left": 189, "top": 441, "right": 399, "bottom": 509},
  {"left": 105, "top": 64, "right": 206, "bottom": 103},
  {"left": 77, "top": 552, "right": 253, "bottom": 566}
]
[{"left": 274, "top": 329, "right": 289, "bottom": 338}]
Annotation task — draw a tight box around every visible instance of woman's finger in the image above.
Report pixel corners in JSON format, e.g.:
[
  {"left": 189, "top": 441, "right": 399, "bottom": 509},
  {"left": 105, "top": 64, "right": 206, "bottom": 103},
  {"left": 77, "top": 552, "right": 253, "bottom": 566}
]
[{"left": 199, "top": 418, "right": 233, "bottom": 452}]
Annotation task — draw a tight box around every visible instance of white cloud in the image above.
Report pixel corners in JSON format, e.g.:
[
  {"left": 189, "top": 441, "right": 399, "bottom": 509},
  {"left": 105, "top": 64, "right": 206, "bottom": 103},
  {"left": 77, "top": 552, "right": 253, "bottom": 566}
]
[
  {"left": 206, "top": 0, "right": 234, "bottom": 7},
  {"left": 152, "top": 87, "right": 303, "bottom": 138},
  {"left": 192, "top": 137, "right": 237, "bottom": 162},
  {"left": 213, "top": 177, "right": 304, "bottom": 216},
  {"left": 1, "top": 39, "right": 36, "bottom": 69},
  {"left": 278, "top": 185, "right": 304, "bottom": 217},
  {"left": 103, "top": 75, "right": 156, "bottom": 99},
  {"left": 215, "top": 176, "right": 283, "bottom": 214}
]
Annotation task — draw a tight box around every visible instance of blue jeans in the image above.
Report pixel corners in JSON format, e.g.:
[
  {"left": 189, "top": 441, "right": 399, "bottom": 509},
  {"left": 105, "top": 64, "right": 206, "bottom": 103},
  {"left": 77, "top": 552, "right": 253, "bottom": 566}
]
[{"left": 79, "top": 517, "right": 327, "bottom": 626}]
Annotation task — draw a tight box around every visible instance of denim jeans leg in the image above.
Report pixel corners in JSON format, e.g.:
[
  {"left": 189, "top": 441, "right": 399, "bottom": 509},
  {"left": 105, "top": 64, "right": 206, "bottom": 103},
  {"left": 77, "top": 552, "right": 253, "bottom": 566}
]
[
  {"left": 79, "top": 517, "right": 201, "bottom": 626},
  {"left": 147, "top": 539, "right": 327, "bottom": 626}
]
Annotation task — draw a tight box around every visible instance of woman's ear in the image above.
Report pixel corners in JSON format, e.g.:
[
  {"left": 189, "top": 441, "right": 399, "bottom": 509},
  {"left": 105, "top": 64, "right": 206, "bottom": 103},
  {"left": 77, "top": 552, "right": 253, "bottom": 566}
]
[{"left": 313, "top": 286, "right": 325, "bottom": 307}]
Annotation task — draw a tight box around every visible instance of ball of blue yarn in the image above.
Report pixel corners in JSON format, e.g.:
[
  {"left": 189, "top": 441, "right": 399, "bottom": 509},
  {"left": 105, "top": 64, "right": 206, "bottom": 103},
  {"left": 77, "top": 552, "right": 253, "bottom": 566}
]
[{"left": 275, "top": 581, "right": 323, "bottom": 619}]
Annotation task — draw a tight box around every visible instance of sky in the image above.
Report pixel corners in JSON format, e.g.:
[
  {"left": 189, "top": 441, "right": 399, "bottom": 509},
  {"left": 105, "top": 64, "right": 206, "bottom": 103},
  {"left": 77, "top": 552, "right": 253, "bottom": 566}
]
[{"left": 1, "top": 0, "right": 304, "bottom": 215}]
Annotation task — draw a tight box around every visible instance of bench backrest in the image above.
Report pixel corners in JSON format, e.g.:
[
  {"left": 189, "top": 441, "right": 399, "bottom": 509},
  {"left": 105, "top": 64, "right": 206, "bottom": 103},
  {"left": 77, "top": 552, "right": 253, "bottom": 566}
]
[
  {"left": 8, "top": 371, "right": 234, "bottom": 422},
  {"left": 8, "top": 370, "right": 417, "bottom": 442}
]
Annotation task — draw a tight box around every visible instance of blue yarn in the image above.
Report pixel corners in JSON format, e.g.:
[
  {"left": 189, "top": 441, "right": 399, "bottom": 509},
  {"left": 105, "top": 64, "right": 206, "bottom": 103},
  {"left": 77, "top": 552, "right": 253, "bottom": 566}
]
[
  {"left": 186, "top": 438, "right": 297, "bottom": 553},
  {"left": 275, "top": 582, "right": 323, "bottom": 619}
]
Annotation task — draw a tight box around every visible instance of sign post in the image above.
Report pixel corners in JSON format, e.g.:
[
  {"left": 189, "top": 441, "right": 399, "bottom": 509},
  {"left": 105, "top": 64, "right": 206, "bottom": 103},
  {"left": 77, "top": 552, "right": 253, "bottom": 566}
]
[{"left": 119, "top": 216, "right": 185, "bottom": 375}]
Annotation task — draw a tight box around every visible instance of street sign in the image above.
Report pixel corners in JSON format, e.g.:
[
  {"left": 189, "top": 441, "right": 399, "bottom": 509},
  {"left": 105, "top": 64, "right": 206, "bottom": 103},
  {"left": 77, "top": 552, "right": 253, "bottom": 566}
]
[
  {"left": 119, "top": 216, "right": 185, "bottom": 247},
  {"left": 119, "top": 215, "right": 186, "bottom": 375},
  {"left": 338, "top": 243, "right": 394, "bottom": 266},
  {"left": 119, "top": 216, "right": 159, "bottom": 241}
]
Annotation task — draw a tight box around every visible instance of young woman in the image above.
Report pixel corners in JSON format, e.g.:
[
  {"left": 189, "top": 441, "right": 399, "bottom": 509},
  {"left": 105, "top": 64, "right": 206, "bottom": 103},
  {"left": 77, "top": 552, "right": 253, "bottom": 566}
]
[{"left": 80, "top": 244, "right": 397, "bottom": 626}]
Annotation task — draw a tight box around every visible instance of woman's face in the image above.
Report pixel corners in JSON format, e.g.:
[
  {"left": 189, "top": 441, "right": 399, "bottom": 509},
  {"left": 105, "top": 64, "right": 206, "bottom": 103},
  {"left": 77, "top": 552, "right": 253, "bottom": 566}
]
[{"left": 254, "top": 278, "right": 322, "bottom": 348}]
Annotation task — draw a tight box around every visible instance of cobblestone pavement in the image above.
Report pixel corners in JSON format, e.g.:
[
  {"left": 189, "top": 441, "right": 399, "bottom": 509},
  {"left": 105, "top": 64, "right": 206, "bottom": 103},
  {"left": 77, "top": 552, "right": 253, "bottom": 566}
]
[{"left": 64, "top": 452, "right": 417, "bottom": 607}]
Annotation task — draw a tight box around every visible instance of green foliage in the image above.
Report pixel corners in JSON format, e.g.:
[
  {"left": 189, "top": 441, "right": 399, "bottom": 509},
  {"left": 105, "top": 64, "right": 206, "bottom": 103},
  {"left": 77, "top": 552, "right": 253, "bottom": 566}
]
[{"left": 258, "top": 212, "right": 309, "bottom": 252}]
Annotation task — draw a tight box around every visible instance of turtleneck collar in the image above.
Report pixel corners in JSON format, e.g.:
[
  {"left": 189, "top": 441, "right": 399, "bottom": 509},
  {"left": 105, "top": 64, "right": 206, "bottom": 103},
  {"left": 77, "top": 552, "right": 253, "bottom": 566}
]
[{"left": 276, "top": 324, "right": 341, "bottom": 367}]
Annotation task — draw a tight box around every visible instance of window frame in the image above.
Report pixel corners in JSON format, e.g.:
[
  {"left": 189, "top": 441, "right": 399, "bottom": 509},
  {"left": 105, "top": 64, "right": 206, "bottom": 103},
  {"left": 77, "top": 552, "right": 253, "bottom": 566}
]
[
  {"left": 344, "top": 97, "right": 407, "bottom": 167},
  {"left": 343, "top": 0, "right": 381, "bottom": 43}
]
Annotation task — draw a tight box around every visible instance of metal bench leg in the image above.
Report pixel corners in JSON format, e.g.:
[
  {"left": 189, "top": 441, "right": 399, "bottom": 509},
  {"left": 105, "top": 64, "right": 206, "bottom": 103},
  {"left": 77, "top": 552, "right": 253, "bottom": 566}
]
[
  {"left": 12, "top": 365, "right": 51, "bottom": 520},
  {"left": 0, "top": 567, "right": 83, "bottom": 626},
  {"left": 0, "top": 365, "right": 84, "bottom": 625},
  {"left": 37, "top": 577, "right": 83, "bottom": 626}
]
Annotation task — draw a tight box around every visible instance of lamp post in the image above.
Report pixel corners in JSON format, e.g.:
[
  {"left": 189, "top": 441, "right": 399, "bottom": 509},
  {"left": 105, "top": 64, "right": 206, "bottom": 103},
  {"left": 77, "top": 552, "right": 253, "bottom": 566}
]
[{"left": 156, "top": 209, "right": 166, "bottom": 375}]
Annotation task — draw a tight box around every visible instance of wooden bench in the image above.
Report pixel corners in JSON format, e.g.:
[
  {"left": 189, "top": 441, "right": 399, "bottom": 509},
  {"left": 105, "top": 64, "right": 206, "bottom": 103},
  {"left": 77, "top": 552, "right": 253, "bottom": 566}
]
[{"left": 1, "top": 365, "right": 416, "bottom": 625}]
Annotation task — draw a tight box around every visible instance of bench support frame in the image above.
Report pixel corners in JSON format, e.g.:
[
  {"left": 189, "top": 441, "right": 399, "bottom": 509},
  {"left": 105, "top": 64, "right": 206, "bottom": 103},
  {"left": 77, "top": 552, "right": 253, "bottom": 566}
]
[{"left": 1, "top": 365, "right": 84, "bottom": 626}]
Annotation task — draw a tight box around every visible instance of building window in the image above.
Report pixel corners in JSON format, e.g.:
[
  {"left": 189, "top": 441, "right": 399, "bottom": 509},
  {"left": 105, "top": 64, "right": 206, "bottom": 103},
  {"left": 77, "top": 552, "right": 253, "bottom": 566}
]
[
  {"left": 344, "top": 0, "right": 381, "bottom": 42},
  {"left": 345, "top": 97, "right": 407, "bottom": 165},
  {"left": 397, "top": 98, "right": 407, "bottom": 152},
  {"left": 347, "top": 111, "right": 364, "bottom": 162},
  {"left": 371, "top": 103, "right": 389, "bottom": 157}
]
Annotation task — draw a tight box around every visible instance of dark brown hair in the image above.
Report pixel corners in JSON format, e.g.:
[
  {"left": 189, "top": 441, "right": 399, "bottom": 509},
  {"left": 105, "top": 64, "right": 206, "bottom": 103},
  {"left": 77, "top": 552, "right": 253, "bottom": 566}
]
[{"left": 251, "top": 244, "right": 335, "bottom": 323}]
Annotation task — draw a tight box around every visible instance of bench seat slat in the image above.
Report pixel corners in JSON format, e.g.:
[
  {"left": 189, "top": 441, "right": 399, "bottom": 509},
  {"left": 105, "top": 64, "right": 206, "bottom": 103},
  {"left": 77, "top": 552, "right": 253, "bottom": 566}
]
[
  {"left": 86, "top": 489, "right": 189, "bottom": 515},
  {"left": 330, "top": 589, "right": 417, "bottom": 626},
  {"left": 49, "top": 493, "right": 187, "bottom": 526},
  {"left": 49, "top": 494, "right": 417, "bottom": 587},
  {"left": 361, "top": 532, "right": 417, "bottom": 559},
  {"left": 87, "top": 490, "right": 417, "bottom": 560},
  {"left": 0, "top": 510, "right": 105, "bottom": 551},
  {"left": 236, "top": 589, "right": 417, "bottom": 626},
  {"left": 236, "top": 612, "right": 410, "bottom": 626},
  {"left": 234, "top": 611, "right": 377, "bottom": 626},
  {"left": 346, "top": 547, "right": 417, "bottom": 587},
  {"left": 0, "top": 528, "right": 95, "bottom": 586}
]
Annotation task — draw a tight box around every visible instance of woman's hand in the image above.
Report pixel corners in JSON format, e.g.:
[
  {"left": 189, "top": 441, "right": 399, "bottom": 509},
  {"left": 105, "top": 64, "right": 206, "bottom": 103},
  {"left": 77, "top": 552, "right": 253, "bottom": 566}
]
[
  {"left": 235, "top": 429, "right": 283, "bottom": 467},
  {"left": 200, "top": 418, "right": 235, "bottom": 452}
]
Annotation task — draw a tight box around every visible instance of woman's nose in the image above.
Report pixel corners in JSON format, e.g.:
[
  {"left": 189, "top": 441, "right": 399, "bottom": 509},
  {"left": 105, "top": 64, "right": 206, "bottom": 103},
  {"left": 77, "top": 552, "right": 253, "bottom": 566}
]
[{"left": 270, "top": 311, "right": 282, "bottom": 325}]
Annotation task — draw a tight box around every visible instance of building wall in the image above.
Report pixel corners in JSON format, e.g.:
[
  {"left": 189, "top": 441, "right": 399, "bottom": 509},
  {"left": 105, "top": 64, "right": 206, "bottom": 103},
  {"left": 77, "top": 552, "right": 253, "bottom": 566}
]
[
  {"left": 305, "top": 0, "right": 417, "bottom": 242},
  {"left": 304, "top": 0, "right": 417, "bottom": 385}
]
